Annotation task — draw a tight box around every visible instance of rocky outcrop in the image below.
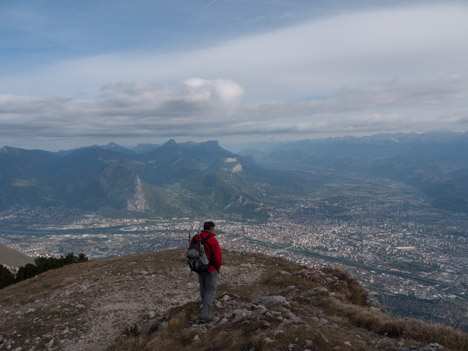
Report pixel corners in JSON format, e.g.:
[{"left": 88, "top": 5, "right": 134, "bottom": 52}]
[{"left": 134, "top": 292, "right": 447, "bottom": 351}]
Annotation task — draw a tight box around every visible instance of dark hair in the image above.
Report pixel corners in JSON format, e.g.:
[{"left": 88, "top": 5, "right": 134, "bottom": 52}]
[{"left": 203, "top": 221, "right": 215, "bottom": 231}]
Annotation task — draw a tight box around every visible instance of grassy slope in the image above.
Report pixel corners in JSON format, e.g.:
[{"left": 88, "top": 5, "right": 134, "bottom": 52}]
[{"left": 0, "top": 244, "right": 35, "bottom": 267}]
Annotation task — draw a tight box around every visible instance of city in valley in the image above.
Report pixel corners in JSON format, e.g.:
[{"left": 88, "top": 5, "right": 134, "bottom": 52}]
[{"left": 1, "top": 175, "right": 467, "bottom": 330}]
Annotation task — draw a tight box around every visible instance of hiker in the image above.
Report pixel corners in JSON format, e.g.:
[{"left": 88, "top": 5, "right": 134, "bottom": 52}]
[{"left": 190, "top": 221, "right": 222, "bottom": 322}]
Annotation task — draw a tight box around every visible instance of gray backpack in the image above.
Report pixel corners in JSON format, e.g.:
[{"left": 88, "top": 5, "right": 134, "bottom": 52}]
[{"left": 187, "top": 234, "right": 212, "bottom": 273}]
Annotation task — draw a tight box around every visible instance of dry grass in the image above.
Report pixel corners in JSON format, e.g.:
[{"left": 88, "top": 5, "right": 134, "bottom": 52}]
[
  {"left": 0, "top": 249, "right": 189, "bottom": 351},
  {"left": 0, "top": 250, "right": 178, "bottom": 305},
  {"left": 319, "top": 297, "right": 468, "bottom": 351},
  {"left": 118, "top": 303, "right": 374, "bottom": 351}
]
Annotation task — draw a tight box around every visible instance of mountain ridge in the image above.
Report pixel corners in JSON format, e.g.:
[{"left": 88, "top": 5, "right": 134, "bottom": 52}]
[
  {"left": 0, "top": 140, "right": 272, "bottom": 219},
  {"left": 0, "top": 244, "right": 34, "bottom": 268},
  {"left": 3, "top": 132, "right": 468, "bottom": 216},
  {"left": 244, "top": 131, "right": 468, "bottom": 213}
]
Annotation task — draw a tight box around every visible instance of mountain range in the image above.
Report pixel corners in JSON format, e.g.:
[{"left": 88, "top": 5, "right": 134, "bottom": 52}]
[
  {"left": 2, "top": 131, "right": 468, "bottom": 219},
  {"left": 243, "top": 131, "right": 468, "bottom": 213},
  {"left": 0, "top": 140, "right": 291, "bottom": 219}
]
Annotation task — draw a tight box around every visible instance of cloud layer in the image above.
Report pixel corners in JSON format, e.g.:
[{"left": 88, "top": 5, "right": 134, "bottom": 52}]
[
  {"left": 1, "top": 3, "right": 468, "bottom": 149},
  {"left": 1, "top": 75, "right": 467, "bottom": 145}
]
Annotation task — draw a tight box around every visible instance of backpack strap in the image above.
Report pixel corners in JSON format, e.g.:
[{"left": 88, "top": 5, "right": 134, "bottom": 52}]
[
  {"left": 199, "top": 233, "right": 214, "bottom": 266},
  {"left": 200, "top": 233, "right": 211, "bottom": 245}
]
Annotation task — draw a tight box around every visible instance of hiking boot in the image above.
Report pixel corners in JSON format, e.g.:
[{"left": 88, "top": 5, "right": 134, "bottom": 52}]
[{"left": 198, "top": 316, "right": 214, "bottom": 324}]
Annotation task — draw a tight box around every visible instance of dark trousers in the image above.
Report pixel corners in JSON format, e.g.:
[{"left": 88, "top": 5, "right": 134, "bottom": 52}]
[{"left": 198, "top": 270, "right": 218, "bottom": 318}]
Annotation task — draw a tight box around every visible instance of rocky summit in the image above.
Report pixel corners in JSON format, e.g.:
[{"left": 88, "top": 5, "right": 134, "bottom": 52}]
[{"left": 0, "top": 250, "right": 466, "bottom": 351}]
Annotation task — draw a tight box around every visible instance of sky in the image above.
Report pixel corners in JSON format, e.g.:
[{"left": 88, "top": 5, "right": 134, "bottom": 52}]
[{"left": 1, "top": 0, "right": 468, "bottom": 150}]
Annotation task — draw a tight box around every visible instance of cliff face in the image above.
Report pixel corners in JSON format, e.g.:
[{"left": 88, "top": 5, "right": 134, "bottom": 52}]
[
  {"left": 0, "top": 250, "right": 466, "bottom": 351},
  {"left": 99, "top": 165, "right": 149, "bottom": 212}
]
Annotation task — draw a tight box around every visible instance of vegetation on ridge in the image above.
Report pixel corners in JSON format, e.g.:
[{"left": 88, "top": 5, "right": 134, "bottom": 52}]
[{"left": 0, "top": 252, "right": 88, "bottom": 290}]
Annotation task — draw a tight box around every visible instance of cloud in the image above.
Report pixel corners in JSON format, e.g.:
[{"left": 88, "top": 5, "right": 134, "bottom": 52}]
[
  {"left": 1, "top": 75, "right": 467, "bottom": 146},
  {"left": 2, "top": 3, "right": 468, "bottom": 100},
  {"left": 184, "top": 78, "right": 244, "bottom": 104},
  {"left": 0, "top": 79, "right": 246, "bottom": 139},
  {"left": 95, "top": 78, "right": 244, "bottom": 119},
  {"left": 1, "top": 3, "right": 468, "bottom": 148}
]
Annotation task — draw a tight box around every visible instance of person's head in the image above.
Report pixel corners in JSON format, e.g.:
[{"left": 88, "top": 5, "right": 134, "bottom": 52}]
[{"left": 203, "top": 221, "right": 215, "bottom": 232}]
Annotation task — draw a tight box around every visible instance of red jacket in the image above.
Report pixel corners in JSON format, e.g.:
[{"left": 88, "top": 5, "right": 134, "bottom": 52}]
[{"left": 190, "top": 230, "right": 222, "bottom": 272}]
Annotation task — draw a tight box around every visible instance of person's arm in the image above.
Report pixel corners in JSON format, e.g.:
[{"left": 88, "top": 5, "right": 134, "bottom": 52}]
[{"left": 210, "top": 238, "right": 222, "bottom": 271}]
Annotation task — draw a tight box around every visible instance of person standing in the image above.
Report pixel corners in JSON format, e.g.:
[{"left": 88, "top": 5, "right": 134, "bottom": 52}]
[{"left": 190, "top": 221, "right": 222, "bottom": 322}]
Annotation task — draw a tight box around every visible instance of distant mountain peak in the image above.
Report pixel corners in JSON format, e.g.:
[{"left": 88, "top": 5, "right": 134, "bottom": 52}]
[
  {"left": 106, "top": 142, "right": 121, "bottom": 148},
  {"left": 76, "top": 144, "right": 100, "bottom": 150},
  {"left": 180, "top": 140, "right": 220, "bottom": 149},
  {"left": 204, "top": 140, "right": 219, "bottom": 147},
  {"left": 102, "top": 142, "right": 133, "bottom": 154},
  {"left": 161, "top": 139, "right": 177, "bottom": 147}
]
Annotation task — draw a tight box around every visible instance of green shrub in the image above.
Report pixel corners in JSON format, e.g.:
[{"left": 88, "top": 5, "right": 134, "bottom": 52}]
[{"left": 0, "top": 264, "right": 15, "bottom": 289}]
